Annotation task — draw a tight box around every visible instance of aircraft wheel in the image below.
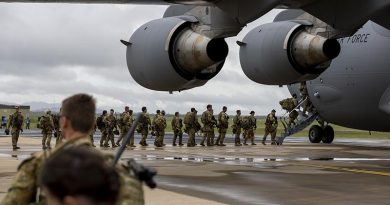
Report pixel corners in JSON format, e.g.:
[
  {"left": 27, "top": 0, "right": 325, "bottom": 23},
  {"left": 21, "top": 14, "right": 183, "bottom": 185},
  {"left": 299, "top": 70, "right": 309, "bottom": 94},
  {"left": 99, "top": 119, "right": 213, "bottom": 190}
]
[
  {"left": 322, "top": 125, "right": 334, "bottom": 144},
  {"left": 309, "top": 125, "right": 323, "bottom": 143}
]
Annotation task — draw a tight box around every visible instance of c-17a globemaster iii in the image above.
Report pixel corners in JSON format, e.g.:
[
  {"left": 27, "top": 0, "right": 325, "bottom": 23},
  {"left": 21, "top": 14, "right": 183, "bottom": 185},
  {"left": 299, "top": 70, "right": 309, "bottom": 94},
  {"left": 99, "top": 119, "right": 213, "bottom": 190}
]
[{"left": 1, "top": 0, "right": 389, "bottom": 143}]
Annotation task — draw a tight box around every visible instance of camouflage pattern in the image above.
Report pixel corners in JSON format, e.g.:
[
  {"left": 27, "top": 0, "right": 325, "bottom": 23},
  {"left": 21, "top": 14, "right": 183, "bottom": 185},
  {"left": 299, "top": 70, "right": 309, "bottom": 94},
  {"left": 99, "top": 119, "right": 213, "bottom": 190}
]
[
  {"left": 39, "top": 113, "right": 54, "bottom": 149},
  {"left": 103, "top": 114, "right": 118, "bottom": 147},
  {"left": 243, "top": 115, "right": 257, "bottom": 145},
  {"left": 171, "top": 115, "right": 183, "bottom": 146},
  {"left": 232, "top": 114, "right": 242, "bottom": 145},
  {"left": 117, "top": 111, "right": 134, "bottom": 147},
  {"left": 98, "top": 113, "right": 108, "bottom": 147},
  {"left": 200, "top": 110, "right": 216, "bottom": 146},
  {"left": 0, "top": 136, "right": 144, "bottom": 205},
  {"left": 7, "top": 111, "right": 24, "bottom": 149},
  {"left": 184, "top": 111, "right": 199, "bottom": 147},
  {"left": 300, "top": 82, "right": 313, "bottom": 115},
  {"left": 262, "top": 112, "right": 278, "bottom": 144},
  {"left": 215, "top": 111, "right": 229, "bottom": 146},
  {"left": 52, "top": 113, "right": 63, "bottom": 147},
  {"left": 138, "top": 113, "right": 151, "bottom": 146},
  {"left": 154, "top": 114, "right": 167, "bottom": 147}
]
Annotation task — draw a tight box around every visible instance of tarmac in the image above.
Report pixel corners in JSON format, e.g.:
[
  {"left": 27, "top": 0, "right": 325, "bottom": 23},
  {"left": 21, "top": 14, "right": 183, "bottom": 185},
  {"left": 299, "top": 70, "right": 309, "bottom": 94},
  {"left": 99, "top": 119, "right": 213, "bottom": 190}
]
[{"left": 0, "top": 130, "right": 389, "bottom": 205}]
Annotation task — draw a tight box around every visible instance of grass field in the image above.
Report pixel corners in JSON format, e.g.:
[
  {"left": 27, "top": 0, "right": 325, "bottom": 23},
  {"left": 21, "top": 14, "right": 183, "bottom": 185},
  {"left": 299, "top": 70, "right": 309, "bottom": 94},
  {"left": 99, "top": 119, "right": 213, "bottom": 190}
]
[{"left": 22, "top": 113, "right": 390, "bottom": 139}]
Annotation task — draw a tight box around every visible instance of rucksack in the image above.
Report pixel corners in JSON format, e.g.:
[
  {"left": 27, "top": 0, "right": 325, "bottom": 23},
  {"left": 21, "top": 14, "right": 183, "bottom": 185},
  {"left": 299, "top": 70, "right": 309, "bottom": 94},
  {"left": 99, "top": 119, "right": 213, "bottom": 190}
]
[
  {"left": 184, "top": 112, "right": 192, "bottom": 125},
  {"left": 241, "top": 116, "right": 251, "bottom": 129},
  {"left": 154, "top": 117, "right": 165, "bottom": 131},
  {"left": 96, "top": 115, "right": 104, "bottom": 130},
  {"left": 279, "top": 98, "right": 295, "bottom": 111}
]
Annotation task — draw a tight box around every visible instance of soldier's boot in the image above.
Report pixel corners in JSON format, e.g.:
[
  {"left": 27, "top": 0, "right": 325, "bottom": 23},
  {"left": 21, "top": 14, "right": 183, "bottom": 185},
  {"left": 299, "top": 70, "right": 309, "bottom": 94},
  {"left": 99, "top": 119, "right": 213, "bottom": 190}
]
[
  {"left": 172, "top": 135, "right": 177, "bottom": 146},
  {"left": 261, "top": 141, "right": 266, "bottom": 145},
  {"left": 179, "top": 136, "right": 184, "bottom": 146},
  {"left": 42, "top": 144, "right": 47, "bottom": 149},
  {"left": 220, "top": 135, "right": 226, "bottom": 146},
  {"left": 215, "top": 135, "right": 221, "bottom": 146},
  {"left": 251, "top": 139, "right": 256, "bottom": 145},
  {"left": 200, "top": 137, "right": 206, "bottom": 146},
  {"left": 243, "top": 139, "right": 248, "bottom": 146}
]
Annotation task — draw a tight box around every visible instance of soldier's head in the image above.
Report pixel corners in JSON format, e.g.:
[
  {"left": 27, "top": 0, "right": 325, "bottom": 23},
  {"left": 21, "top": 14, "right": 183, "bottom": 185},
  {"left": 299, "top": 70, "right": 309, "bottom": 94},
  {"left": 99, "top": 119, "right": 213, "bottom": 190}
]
[
  {"left": 156, "top": 110, "right": 160, "bottom": 114},
  {"left": 142, "top": 107, "right": 147, "bottom": 113},
  {"left": 14, "top": 106, "right": 19, "bottom": 112},
  {"left": 161, "top": 110, "right": 165, "bottom": 116},
  {"left": 125, "top": 106, "right": 129, "bottom": 112},
  {"left": 110, "top": 109, "right": 114, "bottom": 115},
  {"left": 46, "top": 110, "right": 51, "bottom": 115},
  {"left": 207, "top": 104, "right": 212, "bottom": 111},
  {"left": 41, "top": 147, "right": 120, "bottom": 205},
  {"left": 292, "top": 94, "right": 297, "bottom": 98},
  {"left": 222, "top": 106, "right": 227, "bottom": 112},
  {"left": 191, "top": 108, "right": 196, "bottom": 112},
  {"left": 271, "top": 109, "right": 276, "bottom": 115},
  {"left": 236, "top": 110, "right": 241, "bottom": 115},
  {"left": 102, "top": 110, "right": 107, "bottom": 115},
  {"left": 175, "top": 112, "right": 179, "bottom": 116},
  {"left": 250, "top": 111, "right": 255, "bottom": 116},
  {"left": 129, "top": 110, "right": 133, "bottom": 115},
  {"left": 61, "top": 94, "right": 96, "bottom": 140}
]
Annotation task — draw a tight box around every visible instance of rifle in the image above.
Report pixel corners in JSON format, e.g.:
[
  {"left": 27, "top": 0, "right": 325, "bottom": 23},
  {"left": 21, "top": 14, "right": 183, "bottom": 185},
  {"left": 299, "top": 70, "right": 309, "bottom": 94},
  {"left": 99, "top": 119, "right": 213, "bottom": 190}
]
[{"left": 113, "top": 113, "right": 157, "bottom": 189}]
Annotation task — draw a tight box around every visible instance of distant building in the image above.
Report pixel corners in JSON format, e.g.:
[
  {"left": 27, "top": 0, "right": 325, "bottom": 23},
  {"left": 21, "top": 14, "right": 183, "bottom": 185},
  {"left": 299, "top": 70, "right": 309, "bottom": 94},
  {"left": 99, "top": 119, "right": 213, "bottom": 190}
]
[{"left": 0, "top": 104, "right": 30, "bottom": 128}]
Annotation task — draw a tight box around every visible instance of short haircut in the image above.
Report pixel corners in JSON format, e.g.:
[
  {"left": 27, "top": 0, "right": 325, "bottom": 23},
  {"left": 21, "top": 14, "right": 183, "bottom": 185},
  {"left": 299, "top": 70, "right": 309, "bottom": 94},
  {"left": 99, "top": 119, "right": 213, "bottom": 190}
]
[
  {"left": 207, "top": 104, "right": 212, "bottom": 109},
  {"left": 41, "top": 147, "right": 120, "bottom": 204},
  {"left": 175, "top": 112, "right": 179, "bottom": 116},
  {"left": 191, "top": 108, "right": 196, "bottom": 112},
  {"left": 61, "top": 94, "right": 95, "bottom": 133},
  {"left": 223, "top": 106, "right": 227, "bottom": 110},
  {"left": 156, "top": 110, "right": 160, "bottom": 113},
  {"left": 142, "top": 107, "right": 147, "bottom": 112}
]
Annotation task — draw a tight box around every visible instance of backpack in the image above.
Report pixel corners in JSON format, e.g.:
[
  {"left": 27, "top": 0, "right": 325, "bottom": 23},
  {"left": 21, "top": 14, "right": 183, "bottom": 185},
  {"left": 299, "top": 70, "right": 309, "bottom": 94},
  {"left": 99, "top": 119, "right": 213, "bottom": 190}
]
[
  {"left": 279, "top": 98, "right": 295, "bottom": 111},
  {"left": 241, "top": 116, "right": 251, "bottom": 129},
  {"left": 184, "top": 112, "right": 192, "bottom": 125},
  {"left": 154, "top": 117, "right": 165, "bottom": 131},
  {"left": 96, "top": 115, "right": 104, "bottom": 130}
]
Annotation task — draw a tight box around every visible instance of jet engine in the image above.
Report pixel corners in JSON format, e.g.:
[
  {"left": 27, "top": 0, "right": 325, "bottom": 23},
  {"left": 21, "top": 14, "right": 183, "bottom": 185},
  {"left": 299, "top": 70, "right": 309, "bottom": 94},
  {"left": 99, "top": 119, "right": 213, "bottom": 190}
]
[
  {"left": 239, "top": 21, "right": 340, "bottom": 85},
  {"left": 125, "top": 16, "right": 228, "bottom": 92}
]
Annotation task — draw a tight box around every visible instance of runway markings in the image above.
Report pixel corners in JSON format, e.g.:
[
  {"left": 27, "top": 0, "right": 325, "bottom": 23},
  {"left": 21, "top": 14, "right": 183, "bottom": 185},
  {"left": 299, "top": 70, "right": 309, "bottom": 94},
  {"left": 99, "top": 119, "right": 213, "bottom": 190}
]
[{"left": 302, "top": 164, "right": 390, "bottom": 177}]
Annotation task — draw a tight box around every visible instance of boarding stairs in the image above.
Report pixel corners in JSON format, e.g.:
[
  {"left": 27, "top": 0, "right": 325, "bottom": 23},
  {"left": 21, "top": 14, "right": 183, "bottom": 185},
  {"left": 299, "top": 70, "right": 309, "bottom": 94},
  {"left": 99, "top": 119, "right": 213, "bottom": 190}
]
[{"left": 276, "top": 98, "right": 318, "bottom": 145}]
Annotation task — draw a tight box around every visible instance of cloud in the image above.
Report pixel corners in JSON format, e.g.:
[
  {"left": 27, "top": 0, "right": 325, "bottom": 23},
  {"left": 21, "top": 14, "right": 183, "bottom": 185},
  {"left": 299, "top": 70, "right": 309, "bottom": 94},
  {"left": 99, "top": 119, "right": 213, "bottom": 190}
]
[{"left": 0, "top": 4, "right": 290, "bottom": 115}]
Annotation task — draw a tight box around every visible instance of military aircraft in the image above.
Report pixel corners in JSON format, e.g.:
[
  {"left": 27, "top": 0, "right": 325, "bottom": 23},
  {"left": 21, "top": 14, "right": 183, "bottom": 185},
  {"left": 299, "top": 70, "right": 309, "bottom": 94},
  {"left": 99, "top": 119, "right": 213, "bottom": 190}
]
[{"left": 2, "top": 0, "right": 389, "bottom": 144}]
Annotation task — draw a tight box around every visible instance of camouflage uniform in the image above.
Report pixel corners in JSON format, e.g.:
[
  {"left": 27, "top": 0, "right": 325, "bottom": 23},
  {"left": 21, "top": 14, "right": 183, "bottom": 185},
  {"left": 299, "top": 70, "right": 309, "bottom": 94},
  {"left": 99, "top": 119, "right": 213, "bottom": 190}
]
[
  {"left": 300, "top": 82, "right": 312, "bottom": 115},
  {"left": 154, "top": 114, "right": 167, "bottom": 147},
  {"left": 243, "top": 115, "right": 257, "bottom": 145},
  {"left": 39, "top": 112, "right": 54, "bottom": 149},
  {"left": 171, "top": 115, "right": 183, "bottom": 146},
  {"left": 103, "top": 113, "right": 118, "bottom": 147},
  {"left": 98, "top": 113, "right": 108, "bottom": 147},
  {"left": 232, "top": 113, "right": 242, "bottom": 146},
  {"left": 52, "top": 113, "right": 63, "bottom": 147},
  {"left": 201, "top": 110, "right": 216, "bottom": 146},
  {"left": 117, "top": 111, "right": 134, "bottom": 147},
  {"left": 184, "top": 111, "right": 200, "bottom": 147},
  {"left": 0, "top": 136, "right": 144, "bottom": 205},
  {"left": 7, "top": 110, "right": 24, "bottom": 150},
  {"left": 138, "top": 112, "right": 151, "bottom": 146},
  {"left": 215, "top": 111, "right": 229, "bottom": 146},
  {"left": 262, "top": 112, "right": 278, "bottom": 145}
]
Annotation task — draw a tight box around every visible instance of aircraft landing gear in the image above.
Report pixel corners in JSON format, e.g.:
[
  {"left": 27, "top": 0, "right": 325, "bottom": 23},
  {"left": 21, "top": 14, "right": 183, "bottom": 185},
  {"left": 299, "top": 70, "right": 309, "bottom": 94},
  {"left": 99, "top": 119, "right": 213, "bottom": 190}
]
[{"left": 308, "top": 124, "right": 335, "bottom": 144}]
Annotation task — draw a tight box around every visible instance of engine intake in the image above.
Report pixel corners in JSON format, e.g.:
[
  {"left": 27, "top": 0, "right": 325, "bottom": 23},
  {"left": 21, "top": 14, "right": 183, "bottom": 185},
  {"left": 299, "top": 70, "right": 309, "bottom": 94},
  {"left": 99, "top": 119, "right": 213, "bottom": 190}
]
[
  {"left": 126, "top": 16, "right": 228, "bottom": 92},
  {"left": 239, "top": 21, "right": 340, "bottom": 85}
]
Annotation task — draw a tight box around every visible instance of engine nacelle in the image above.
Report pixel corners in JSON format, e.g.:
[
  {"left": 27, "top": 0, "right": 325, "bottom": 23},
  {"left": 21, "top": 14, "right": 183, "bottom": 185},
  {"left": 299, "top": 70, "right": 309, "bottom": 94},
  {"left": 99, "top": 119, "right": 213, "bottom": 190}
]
[
  {"left": 126, "top": 16, "right": 228, "bottom": 92},
  {"left": 239, "top": 21, "right": 340, "bottom": 85}
]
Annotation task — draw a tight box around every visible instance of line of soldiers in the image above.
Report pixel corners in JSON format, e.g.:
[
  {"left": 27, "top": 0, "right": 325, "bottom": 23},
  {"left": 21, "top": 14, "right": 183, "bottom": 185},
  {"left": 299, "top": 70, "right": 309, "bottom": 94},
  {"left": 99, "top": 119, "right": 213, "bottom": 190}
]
[{"left": 94, "top": 104, "right": 280, "bottom": 148}]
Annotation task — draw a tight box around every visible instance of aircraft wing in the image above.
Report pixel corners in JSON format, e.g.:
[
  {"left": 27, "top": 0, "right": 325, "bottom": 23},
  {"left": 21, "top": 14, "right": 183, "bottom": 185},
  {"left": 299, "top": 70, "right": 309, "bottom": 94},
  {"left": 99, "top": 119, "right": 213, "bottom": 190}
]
[{"left": 0, "top": 0, "right": 214, "bottom": 4}]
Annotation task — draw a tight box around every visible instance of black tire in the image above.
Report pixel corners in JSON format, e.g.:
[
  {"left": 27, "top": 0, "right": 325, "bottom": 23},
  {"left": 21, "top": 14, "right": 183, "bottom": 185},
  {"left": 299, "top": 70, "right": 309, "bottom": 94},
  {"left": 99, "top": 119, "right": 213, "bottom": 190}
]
[
  {"left": 309, "top": 125, "right": 323, "bottom": 143},
  {"left": 322, "top": 125, "right": 335, "bottom": 144}
]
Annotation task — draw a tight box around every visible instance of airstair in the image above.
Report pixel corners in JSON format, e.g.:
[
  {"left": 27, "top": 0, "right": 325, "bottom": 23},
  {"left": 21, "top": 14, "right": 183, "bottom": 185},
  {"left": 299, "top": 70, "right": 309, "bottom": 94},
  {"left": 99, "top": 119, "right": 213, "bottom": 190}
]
[{"left": 276, "top": 98, "right": 318, "bottom": 145}]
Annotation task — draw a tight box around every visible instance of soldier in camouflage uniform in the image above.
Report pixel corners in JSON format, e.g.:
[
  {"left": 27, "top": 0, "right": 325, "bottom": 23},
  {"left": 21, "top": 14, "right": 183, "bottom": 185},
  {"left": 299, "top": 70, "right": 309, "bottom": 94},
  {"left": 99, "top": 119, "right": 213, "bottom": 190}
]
[
  {"left": 97, "top": 110, "right": 108, "bottom": 147},
  {"left": 184, "top": 108, "right": 200, "bottom": 147},
  {"left": 0, "top": 94, "right": 144, "bottom": 205},
  {"left": 154, "top": 110, "right": 167, "bottom": 147},
  {"left": 53, "top": 108, "right": 63, "bottom": 147},
  {"left": 232, "top": 110, "right": 242, "bottom": 146},
  {"left": 151, "top": 109, "right": 160, "bottom": 139},
  {"left": 40, "top": 110, "right": 55, "bottom": 149},
  {"left": 172, "top": 112, "right": 184, "bottom": 146},
  {"left": 116, "top": 106, "right": 135, "bottom": 147},
  {"left": 138, "top": 107, "right": 151, "bottom": 146},
  {"left": 243, "top": 111, "right": 257, "bottom": 145},
  {"left": 262, "top": 109, "right": 278, "bottom": 145},
  {"left": 7, "top": 106, "right": 24, "bottom": 150},
  {"left": 103, "top": 109, "right": 119, "bottom": 148},
  {"left": 201, "top": 105, "right": 217, "bottom": 146},
  {"left": 215, "top": 106, "right": 229, "bottom": 146},
  {"left": 300, "top": 82, "right": 313, "bottom": 116}
]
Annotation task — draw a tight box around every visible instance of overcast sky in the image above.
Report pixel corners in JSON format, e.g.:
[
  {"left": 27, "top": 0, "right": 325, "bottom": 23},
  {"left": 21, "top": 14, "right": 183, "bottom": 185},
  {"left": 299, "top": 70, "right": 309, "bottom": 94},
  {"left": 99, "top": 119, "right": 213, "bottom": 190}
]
[{"left": 0, "top": 3, "right": 290, "bottom": 115}]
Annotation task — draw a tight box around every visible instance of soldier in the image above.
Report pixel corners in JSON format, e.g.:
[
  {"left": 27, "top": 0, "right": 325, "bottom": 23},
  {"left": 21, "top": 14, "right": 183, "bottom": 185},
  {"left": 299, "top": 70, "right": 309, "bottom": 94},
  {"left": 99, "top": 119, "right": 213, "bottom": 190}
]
[
  {"left": 243, "top": 111, "right": 257, "bottom": 145},
  {"left": 151, "top": 109, "right": 160, "bottom": 138},
  {"left": 215, "top": 106, "right": 229, "bottom": 146},
  {"left": 262, "top": 109, "right": 278, "bottom": 145},
  {"left": 53, "top": 109, "right": 63, "bottom": 147},
  {"left": 116, "top": 106, "right": 135, "bottom": 147},
  {"left": 25, "top": 117, "right": 30, "bottom": 130},
  {"left": 41, "top": 147, "right": 121, "bottom": 205},
  {"left": 103, "top": 109, "right": 118, "bottom": 148},
  {"left": 184, "top": 108, "right": 199, "bottom": 147},
  {"left": 0, "top": 93, "right": 144, "bottom": 205},
  {"left": 154, "top": 110, "right": 167, "bottom": 147},
  {"left": 300, "top": 81, "right": 313, "bottom": 116},
  {"left": 200, "top": 104, "right": 217, "bottom": 146},
  {"left": 172, "top": 111, "right": 184, "bottom": 146},
  {"left": 138, "top": 107, "right": 151, "bottom": 146},
  {"left": 232, "top": 110, "right": 242, "bottom": 146},
  {"left": 7, "top": 106, "right": 24, "bottom": 150},
  {"left": 40, "top": 110, "right": 55, "bottom": 149},
  {"left": 97, "top": 110, "right": 108, "bottom": 147},
  {"left": 280, "top": 94, "right": 299, "bottom": 128}
]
